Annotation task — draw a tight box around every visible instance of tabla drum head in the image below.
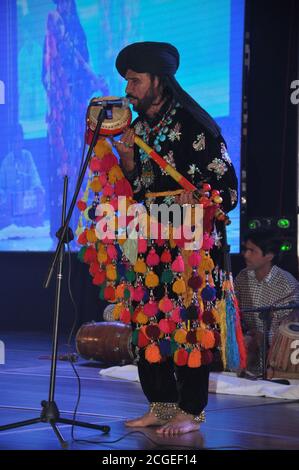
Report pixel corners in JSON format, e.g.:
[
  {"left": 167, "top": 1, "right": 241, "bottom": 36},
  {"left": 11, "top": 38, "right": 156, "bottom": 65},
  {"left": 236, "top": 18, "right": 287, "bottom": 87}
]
[{"left": 87, "top": 96, "right": 132, "bottom": 136}]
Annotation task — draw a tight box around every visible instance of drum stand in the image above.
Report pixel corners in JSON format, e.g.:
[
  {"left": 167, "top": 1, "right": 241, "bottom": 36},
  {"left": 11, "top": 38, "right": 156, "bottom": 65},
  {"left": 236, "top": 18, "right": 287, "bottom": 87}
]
[{"left": 0, "top": 107, "right": 111, "bottom": 448}]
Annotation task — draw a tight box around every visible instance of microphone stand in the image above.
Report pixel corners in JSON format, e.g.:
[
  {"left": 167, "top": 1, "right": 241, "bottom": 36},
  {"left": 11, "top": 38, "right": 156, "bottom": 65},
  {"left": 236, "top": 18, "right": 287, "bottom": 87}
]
[
  {"left": 0, "top": 107, "right": 111, "bottom": 448},
  {"left": 241, "top": 303, "right": 299, "bottom": 382}
]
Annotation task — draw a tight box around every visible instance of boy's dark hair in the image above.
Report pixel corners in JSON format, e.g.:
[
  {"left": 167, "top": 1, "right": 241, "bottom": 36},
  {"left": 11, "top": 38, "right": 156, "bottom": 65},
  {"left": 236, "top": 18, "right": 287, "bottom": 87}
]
[{"left": 243, "top": 229, "right": 281, "bottom": 265}]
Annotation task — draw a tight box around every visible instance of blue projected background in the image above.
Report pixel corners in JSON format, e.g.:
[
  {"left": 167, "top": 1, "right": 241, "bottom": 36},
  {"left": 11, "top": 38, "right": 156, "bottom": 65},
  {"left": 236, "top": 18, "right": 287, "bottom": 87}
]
[{"left": 0, "top": 0, "right": 244, "bottom": 252}]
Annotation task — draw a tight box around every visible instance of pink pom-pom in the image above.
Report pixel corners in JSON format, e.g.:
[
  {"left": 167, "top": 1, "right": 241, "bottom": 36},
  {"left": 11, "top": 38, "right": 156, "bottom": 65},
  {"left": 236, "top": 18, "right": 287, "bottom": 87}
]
[
  {"left": 158, "top": 296, "right": 174, "bottom": 313},
  {"left": 138, "top": 238, "right": 148, "bottom": 253},
  {"left": 171, "top": 255, "right": 185, "bottom": 273},
  {"left": 171, "top": 306, "right": 182, "bottom": 322},
  {"left": 188, "top": 252, "right": 201, "bottom": 267},
  {"left": 202, "top": 233, "right": 214, "bottom": 250},
  {"left": 89, "top": 157, "right": 102, "bottom": 173},
  {"left": 132, "top": 285, "right": 145, "bottom": 302},
  {"left": 159, "top": 319, "right": 176, "bottom": 334},
  {"left": 101, "top": 153, "right": 118, "bottom": 172},
  {"left": 99, "top": 174, "right": 107, "bottom": 186},
  {"left": 114, "top": 178, "right": 133, "bottom": 197},
  {"left": 146, "top": 248, "right": 160, "bottom": 266},
  {"left": 102, "top": 183, "right": 114, "bottom": 197},
  {"left": 106, "top": 244, "right": 118, "bottom": 260},
  {"left": 143, "top": 301, "right": 158, "bottom": 317}
]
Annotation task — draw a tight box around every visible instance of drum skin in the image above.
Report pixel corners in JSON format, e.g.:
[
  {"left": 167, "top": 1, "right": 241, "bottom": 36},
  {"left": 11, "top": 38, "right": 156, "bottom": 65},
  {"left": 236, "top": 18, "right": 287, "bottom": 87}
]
[
  {"left": 76, "top": 321, "right": 134, "bottom": 365},
  {"left": 267, "top": 321, "right": 299, "bottom": 379}
]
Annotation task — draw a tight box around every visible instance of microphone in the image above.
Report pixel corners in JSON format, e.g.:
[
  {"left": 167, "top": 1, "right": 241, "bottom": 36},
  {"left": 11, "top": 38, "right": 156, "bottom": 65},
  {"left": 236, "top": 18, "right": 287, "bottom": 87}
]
[{"left": 89, "top": 97, "right": 130, "bottom": 108}]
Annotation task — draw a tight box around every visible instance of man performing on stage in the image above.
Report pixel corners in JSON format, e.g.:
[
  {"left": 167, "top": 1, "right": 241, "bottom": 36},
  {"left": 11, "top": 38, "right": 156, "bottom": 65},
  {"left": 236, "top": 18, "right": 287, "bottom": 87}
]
[{"left": 113, "top": 41, "right": 239, "bottom": 435}]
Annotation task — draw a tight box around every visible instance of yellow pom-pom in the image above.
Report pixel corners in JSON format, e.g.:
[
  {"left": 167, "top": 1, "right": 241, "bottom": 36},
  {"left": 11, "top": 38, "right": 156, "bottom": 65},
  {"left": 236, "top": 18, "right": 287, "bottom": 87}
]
[
  {"left": 198, "top": 251, "right": 214, "bottom": 272},
  {"left": 113, "top": 303, "right": 123, "bottom": 320},
  {"left": 188, "top": 348, "right": 202, "bottom": 368},
  {"left": 86, "top": 228, "right": 97, "bottom": 243},
  {"left": 94, "top": 138, "right": 112, "bottom": 158},
  {"left": 172, "top": 278, "right": 186, "bottom": 294},
  {"left": 115, "top": 283, "right": 125, "bottom": 299},
  {"left": 145, "top": 271, "right": 159, "bottom": 288},
  {"left": 200, "top": 329, "right": 215, "bottom": 349},
  {"left": 106, "top": 264, "right": 117, "bottom": 281},
  {"left": 174, "top": 329, "right": 187, "bottom": 344},
  {"left": 108, "top": 165, "right": 124, "bottom": 184},
  {"left": 136, "top": 311, "right": 149, "bottom": 325},
  {"left": 145, "top": 343, "right": 161, "bottom": 363},
  {"left": 90, "top": 177, "right": 102, "bottom": 193},
  {"left": 134, "top": 257, "right": 147, "bottom": 274},
  {"left": 97, "top": 246, "right": 108, "bottom": 264}
]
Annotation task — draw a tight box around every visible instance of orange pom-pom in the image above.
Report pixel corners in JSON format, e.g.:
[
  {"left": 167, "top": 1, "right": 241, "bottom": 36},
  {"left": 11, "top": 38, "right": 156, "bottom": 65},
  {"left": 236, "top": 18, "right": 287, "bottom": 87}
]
[
  {"left": 106, "top": 264, "right": 117, "bottom": 281},
  {"left": 134, "top": 257, "right": 147, "bottom": 274},
  {"left": 136, "top": 311, "right": 149, "bottom": 325},
  {"left": 145, "top": 343, "right": 161, "bottom": 363},
  {"left": 86, "top": 228, "right": 98, "bottom": 243},
  {"left": 187, "top": 348, "right": 202, "bottom": 368},
  {"left": 174, "top": 348, "right": 188, "bottom": 366},
  {"left": 115, "top": 283, "right": 125, "bottom": 299},
  {"left": 112, "top": 303, "right": 123, "bottom": 320},
  {"left": 172, "top": 278, "right": 186, "bottom": 294},
  {"left": 158, "top": 296, "right": 174, "bottom": 313},
  {"left": 77, "top": 230, "right": 88, "bottom": 245},
  {"left": 200, "top": 329, "right": 215, "bottom": 349},
  {"left": 174, "top": 329, "right": 187, "bottom": 344},
  {"left": 90, "top": 177, "right": 102, "bottom": 193},
  {"left": 108, "top": 165, "right": 123, "bottom": 184},
  {"left": 145, "top": 271, "right": 159, "bottom": 288}
]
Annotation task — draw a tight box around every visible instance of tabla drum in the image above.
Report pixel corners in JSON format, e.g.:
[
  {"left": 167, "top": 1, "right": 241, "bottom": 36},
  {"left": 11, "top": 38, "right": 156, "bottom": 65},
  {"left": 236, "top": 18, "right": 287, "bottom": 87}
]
[
  {"left": 267, "top": 320, "right": 299, "bottom": 379},
  {"left": 75, "top": 321, "right": 134, "bottom": 365}
]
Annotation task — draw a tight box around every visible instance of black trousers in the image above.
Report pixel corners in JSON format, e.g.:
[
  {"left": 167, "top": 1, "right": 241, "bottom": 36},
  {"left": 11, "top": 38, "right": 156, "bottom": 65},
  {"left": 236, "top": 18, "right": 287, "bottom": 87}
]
[{"left": 137, "top": 351, "right": 209, "bottom": 415}]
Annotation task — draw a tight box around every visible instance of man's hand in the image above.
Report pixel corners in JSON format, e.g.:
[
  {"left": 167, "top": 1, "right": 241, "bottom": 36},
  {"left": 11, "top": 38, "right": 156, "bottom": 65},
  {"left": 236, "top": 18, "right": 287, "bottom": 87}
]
[{"left": 113, "top": 128, "right": 135, "bottom": 172}]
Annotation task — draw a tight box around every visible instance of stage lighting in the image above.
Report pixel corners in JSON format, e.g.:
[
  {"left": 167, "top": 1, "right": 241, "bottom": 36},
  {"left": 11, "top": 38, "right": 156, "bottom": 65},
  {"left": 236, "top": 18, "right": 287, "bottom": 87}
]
[
  {"left": 277, "top": 218, "right": 290, "bottom": 229},
  {"left": 280, "top": 240, "right": 292, "bottom": 252}
]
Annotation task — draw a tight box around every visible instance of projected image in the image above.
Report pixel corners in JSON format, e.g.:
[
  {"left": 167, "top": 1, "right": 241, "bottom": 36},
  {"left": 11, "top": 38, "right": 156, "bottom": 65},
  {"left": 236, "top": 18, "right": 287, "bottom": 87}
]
[{"left": 0, "top": 0, "right": 244, "bottom": 251}]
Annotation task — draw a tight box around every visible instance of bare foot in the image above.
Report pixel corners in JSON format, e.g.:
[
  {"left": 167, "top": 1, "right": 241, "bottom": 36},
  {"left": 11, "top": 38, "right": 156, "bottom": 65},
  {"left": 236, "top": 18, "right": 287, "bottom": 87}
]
[
  {"left": 125, "top": 411, "right": 167, "bottom": 428},
  {"left": 156, "top": 412, "right": 200, "bottom": 436}
]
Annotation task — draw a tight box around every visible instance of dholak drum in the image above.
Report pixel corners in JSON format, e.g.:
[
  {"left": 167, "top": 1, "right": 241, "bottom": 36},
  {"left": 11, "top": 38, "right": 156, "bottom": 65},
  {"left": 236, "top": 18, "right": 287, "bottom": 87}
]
[
  {"left": 76, "top": 321, "right": 134, "bottom": 365},
  {"left": 267, "top": 321, "right": 299, "bottom": 379}
]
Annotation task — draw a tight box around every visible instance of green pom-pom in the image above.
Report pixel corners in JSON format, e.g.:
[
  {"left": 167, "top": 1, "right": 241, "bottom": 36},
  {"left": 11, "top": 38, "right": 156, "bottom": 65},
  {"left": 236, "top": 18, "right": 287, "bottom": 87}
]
[
  {"left": 98, "top": 283, "right": 106, "bottom": 300},
  {"left": 125, "top": 269, "right": 136, "bottom": 282},
  {"left": 161, "top": 269, "right": 174, "bottom": 284},
  {"left": 170, "top": 339, "right": 179, "bottom": 355},
  {"left": 78, "top": 246, "right": 87, "bottom": 263},
  {"left": 132, "top": 329, "right": 139, "bottom": 346},
  {"left": 124, "top": 288, "right": 131, "bottom": 300}
]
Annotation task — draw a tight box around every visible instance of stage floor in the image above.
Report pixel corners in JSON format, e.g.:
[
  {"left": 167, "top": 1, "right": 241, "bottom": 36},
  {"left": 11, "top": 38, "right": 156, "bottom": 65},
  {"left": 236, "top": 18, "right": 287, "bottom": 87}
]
[{"left": 0, "top": 331, "right": 298, "bottom": 451}]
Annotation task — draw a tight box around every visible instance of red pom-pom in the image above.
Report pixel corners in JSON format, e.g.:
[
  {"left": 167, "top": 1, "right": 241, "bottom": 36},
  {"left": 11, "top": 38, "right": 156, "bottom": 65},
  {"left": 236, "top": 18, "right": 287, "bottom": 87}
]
[
  {"left": 106, "top": 244, "right": 118, "bottom": 260},
  {"left": 160, "top": 249, "right": 172, "bottom": 263},
  {"left": 104, "top": 285, "right": 115, "bottom": 301},
  {"left": 102, "top": 183, "right": 114, "bottom": 197},
  {"left": 89, "top": 157, "right": 102, "bottom": 173},
  {"left": 77, "top": 200, "right": 87, "bottom": 211},
  {"left": 78, "top": 230, "right": 88, "bottom": 245},
  {"left": 143, "top": 301, "right": 158, "bottom": 317},
  {"left": 174, "top": 348, "right": 189, "bottom": 366},
  {"left": 89, "top": 261, "right": 100, "bottom": 276},
  {"left": 170, "top": 306, "right": 182, "bottom": 322},
  {"left": 120, "top": 307, "right": 131, "bottom": 323},
  {"left": 186, "top": 330, "right": 198, "bottom": 344},
  {"left": 114, "top": 179, "right": 133, "bottom": 197},
  {"left": 202, "top": 309, "right": 216, "bottom": 325},
  {"left": 145, "top": 324, "right": 160, "bottom": 340},
  {"left": 158, "top": 319, "right": 176, "bottom": 334},
  {"left": 171, "top": 255, "right": 185, "bottom": 273},
  {"left": 138, "top": 238, "right": 148, "bottom": 253},
  {"left": 101, "top": 153, "right": 118, "bottom": 172},
  {"left": 188, "top": 274, "right": 203, "bottom": 291},
  {"left": 201, "top": 349, "right": 213, "bottom": 365},
  {"left": 138, "top": 329, "right": 150, "bottom": 348},
  {"left": 83, "top": 246, "right": 98, "bottom": 263},
  {"left": 188, "top": 252, "right": 201, "bottom": 267},
  {"left": 132, "top": 285, "right": 145, "bottom": 302},
  {"left": 146, "top": 248, "right": 160, "bottom": 266},
  {"left": 92, "top": 269, "right": 106, "bottom": 285}
]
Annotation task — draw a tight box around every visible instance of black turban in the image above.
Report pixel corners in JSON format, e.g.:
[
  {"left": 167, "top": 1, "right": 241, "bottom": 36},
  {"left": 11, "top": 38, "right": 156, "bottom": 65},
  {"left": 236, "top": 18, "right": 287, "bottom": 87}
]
[{"left": 115, "top": 41, "right": 221, "bottom": 138}]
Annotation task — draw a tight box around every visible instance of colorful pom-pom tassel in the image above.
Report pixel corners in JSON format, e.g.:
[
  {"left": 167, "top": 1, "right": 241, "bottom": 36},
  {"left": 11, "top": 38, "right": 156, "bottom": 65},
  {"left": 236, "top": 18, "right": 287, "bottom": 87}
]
[
  {"left": 120, "top": 307, "right": 131, "bottom": 324},
  {"left": 161, "top": 269, "right": 174, "bottom": 284},
  {"left": 160, "top": 249, "right": 172, "bottom": 263},
  {"left": 201, "top": 285, "right": 216, "bottom": 302},
  {"left": 200, "top": 329, "right": 215, "bottom": 349},
  {"left": 174, "top": 348, "right": 188, "bottom": 366},
  {"left": 188, "top": 252, "right": 202, "bottom": 267},
  {"left": 134, "top": 257, "right": 147, "bottom": 274},
  {"left": 172, "top": 278, "right": 186, "bottom": 295},
  {"left": 132, "top": 285, "right": 145, "bottom": 302},
  {"left": 104, "top": 285, "right": 116, "bottom": 301},
  {"left": 145, "top": 271, "right": 159, "bottom": 288},
  {"left": 187, "top": 348, "right": 202, "bottom": 368},
  {"left": 112, "top": 303, "right": 123, "bottom": 320},
  {"left": 106, "top": 264, "right": 117, "bottom": 281},
  {"left": 143, "top": 301, "right": 158, "bottom": 317},
  {"left": 188, "top": 274, "right": 203, "bottom": 291},
  {"left": 174, "top": 329, "right": 187, "bottom": 344},
  {"left": 186, "top": 330, "right": 198, "bottom": 344},
  {"left": 201, "top": 349, "right": 213, "bottom": 365},
  {"left": 92, "top": 269, "right": 106, "bottom": 286},
  {"left": 158, "top": 319, "right": 176, "bottom": 334},
  {"left": 158, "top": 296, "right": 174, "bottom": 313},
  {"left": 171, "top": 255, "right": 185, "bottom": 273},
  {"left": 146, "top": 248, "right": 160, "bottom": 266},
  {"left": 138, "top": 328, "right": 150, "bottom": 348},
  {"left": 145, "top": 343, "right": 161, "bottom": 363},
  {"left": 138, "top": 238, "right": 148, "bottom": 253},
  {"left": 145, "top": 324, "right": 161, "bottom": 340}
]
